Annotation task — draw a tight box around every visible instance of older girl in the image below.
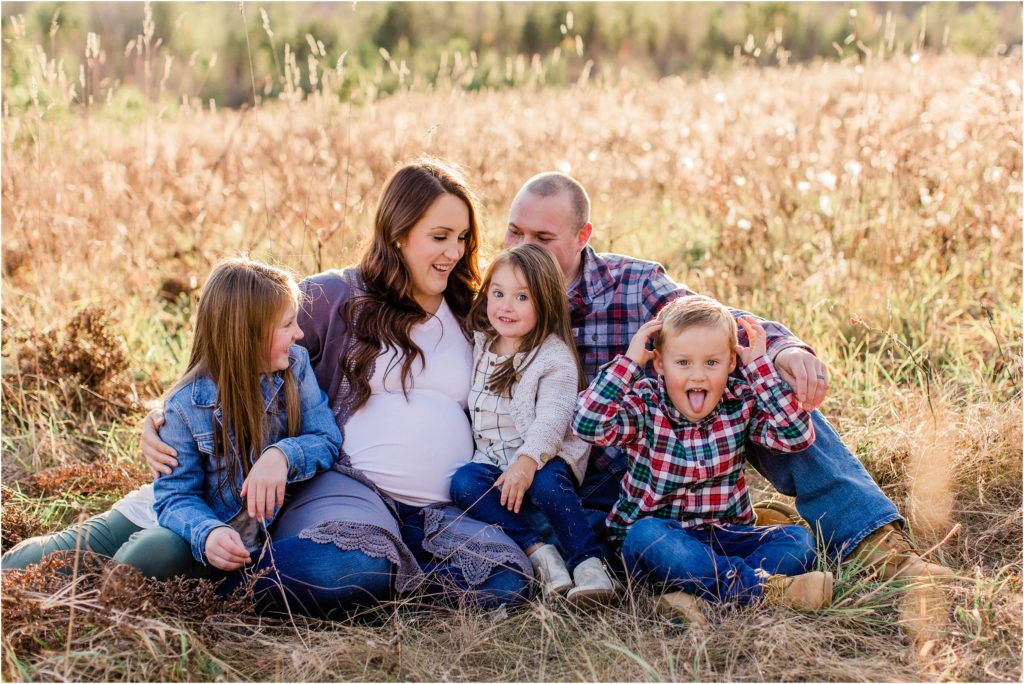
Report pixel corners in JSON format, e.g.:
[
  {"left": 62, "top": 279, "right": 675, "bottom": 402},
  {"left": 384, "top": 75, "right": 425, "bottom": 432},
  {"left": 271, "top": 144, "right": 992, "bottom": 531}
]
[{"left": 4, "top": 259, "right": 356, "bottom": 617}]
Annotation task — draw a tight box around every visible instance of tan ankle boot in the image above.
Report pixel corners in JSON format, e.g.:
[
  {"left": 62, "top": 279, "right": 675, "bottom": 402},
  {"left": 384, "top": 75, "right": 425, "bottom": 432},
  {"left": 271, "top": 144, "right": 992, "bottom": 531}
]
[
  {"left": 752, "top": 500, "right": 809, "bottom": 529},
  {"left": 654, "top": 591, "right": 710, "bottom": 627},
  {"left": 849, "top": 523, "right": 953, "bottom": 580},
  {"left": 762, "top": 571, "right": 834, "bottom": 610}
]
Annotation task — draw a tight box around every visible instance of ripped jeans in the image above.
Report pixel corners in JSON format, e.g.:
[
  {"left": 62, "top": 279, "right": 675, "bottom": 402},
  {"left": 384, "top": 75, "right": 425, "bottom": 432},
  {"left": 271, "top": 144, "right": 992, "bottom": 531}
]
[{"left": 449, "top": 458, "right": 604, "bottom": 570}]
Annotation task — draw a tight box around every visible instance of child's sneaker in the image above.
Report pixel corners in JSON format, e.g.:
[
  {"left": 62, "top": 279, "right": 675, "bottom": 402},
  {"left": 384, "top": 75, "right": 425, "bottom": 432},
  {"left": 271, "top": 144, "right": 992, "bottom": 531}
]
[
  {"left": 761, "top": 571, "right": 834, "bottom": 610},
  {"left": 528, "top": 544, "right": 572, "bottom": 596},
  {"left": 566, "top": 557, "right": 619, "bottom": 606},
  {"left": 654, "top": 591, "right": 710, "bottom": 627}
]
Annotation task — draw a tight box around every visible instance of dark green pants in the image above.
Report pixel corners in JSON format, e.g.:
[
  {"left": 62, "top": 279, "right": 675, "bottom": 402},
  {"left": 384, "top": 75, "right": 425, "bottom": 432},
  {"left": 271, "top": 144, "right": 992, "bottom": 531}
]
[{"left": 2, "top": 509, "right": 208, "bottom": 579}]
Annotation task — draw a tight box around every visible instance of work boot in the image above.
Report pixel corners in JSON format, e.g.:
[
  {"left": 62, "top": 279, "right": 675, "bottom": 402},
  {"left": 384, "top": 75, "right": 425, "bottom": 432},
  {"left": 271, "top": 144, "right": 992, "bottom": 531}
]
[
  {"left": 761, "top": 571, "right": 834, "bottom": 610},
  {"left": 849, "top": 523, "right": 954, "bottom": 580},
  {"left": 528, "top": 544, "right": 572, "bottom": 597},
  {"left": 566, "top": 557, "right": 619, "bottom": 606},
  {"left": 654, "top": 591, "right": 710, "bottom": 627},
  {"left": 752, "top": 500, "right": 809, "bottom": 529}
]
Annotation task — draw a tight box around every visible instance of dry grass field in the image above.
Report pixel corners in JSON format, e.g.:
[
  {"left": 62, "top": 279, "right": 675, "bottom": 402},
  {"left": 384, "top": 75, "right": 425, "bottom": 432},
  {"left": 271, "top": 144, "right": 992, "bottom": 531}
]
[{"left": 1, "top": 47, "right": 1021, "bottom": 681}]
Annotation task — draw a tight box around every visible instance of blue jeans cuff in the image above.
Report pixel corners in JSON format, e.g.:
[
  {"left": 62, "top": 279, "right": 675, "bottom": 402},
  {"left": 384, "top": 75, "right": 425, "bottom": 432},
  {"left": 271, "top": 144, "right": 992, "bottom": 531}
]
[{"left": 833, "top": 510, "right": 904, "bottom": 560}]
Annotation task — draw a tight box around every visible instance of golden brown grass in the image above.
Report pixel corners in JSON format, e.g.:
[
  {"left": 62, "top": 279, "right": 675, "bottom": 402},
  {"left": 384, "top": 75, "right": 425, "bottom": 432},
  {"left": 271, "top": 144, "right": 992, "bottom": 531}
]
[{"left": 2, "top": 51, "right": 1021, "bottom": 681}]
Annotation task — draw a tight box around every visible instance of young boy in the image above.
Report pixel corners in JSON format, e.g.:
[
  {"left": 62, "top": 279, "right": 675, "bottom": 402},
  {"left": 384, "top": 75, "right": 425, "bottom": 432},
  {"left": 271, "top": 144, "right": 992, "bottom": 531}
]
[{"left": 571, "top": 296, "right": 833, "bottom": 614}]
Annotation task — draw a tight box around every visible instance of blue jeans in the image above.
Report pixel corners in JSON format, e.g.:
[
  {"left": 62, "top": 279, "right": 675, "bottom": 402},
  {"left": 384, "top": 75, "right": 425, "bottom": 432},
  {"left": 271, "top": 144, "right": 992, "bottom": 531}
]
[
  {"left": 394, "top": 502, "right": 530, "bottom": 608},
  {"left": 449, "top": 460, "right": 604, "bottom": 570},
  {"left": 621, "top": 518, "right": 816, "bottom": 604},
  {"left": 578, "top": 411, "right": 903, "bottom": 559},
  {"left": 230, "top": 534, "right": 392, "bottom": 618},
  {"left": 745, "top": 410, "right": 902, "bottom": 555}
]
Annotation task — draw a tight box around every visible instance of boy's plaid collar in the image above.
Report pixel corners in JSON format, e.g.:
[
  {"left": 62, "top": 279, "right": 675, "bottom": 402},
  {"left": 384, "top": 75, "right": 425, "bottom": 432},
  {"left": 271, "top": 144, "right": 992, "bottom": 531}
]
[{"left": 653, "top": 374, "right": 747, "bottom": 429}]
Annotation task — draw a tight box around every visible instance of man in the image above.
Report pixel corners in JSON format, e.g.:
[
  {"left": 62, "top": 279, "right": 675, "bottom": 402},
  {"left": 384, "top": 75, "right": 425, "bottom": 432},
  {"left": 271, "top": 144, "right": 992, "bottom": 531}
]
[{"left": 503, "top": 172, "right": 951, "bottom": 595}]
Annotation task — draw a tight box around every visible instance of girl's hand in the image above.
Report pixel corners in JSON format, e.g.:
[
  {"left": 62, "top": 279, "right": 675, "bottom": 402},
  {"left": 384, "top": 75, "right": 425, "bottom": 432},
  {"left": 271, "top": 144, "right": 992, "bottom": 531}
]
[
  {"left": 142, "top": 409, "right": 179, "bottom": 477},
  {"left": 736, "top": 317, "right": 768, "bottom": 366},
  {"left": 495, "top": 457, "right": 539, "bottom": 514},
  {"left": 205, "top": 526, "right": 251, "bottom": 571},
  {"left": 240, "top": 447, "right": 288, "bottom": 522},
  {"left": 626, "top": 319, "right": 663, "bottom": 366}
]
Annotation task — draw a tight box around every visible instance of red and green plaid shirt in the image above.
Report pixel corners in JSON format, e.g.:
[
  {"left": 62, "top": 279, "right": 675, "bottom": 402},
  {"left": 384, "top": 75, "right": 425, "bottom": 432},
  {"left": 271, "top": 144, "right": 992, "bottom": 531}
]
[
  {"left": 567, "top": 246, "right": 813, "bottom": 471},
  {"left": 572, "top": 354, "right": 816, "bottom": 546}
]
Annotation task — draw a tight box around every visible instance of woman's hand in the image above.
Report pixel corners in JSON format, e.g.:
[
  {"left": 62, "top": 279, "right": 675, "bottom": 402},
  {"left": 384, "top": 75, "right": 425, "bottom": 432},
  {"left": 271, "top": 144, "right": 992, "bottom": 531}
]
[
  {"left": 205, "top": 526, "right": 251, "bottom": 571},
  {"left": 626, "top": 319, "right": 663, "bottom": 366},
  {"left": 142, "top": 409, "right": 179, "bottom": 477},
  {"left": 736, "top": 316, "right": 768, "bottom": 366},
  {"left": 495, "top": 457, "right": 539, "bottom": 514},
  {"left": 240, "top": 447, "right": 288, "bottom": 522}
]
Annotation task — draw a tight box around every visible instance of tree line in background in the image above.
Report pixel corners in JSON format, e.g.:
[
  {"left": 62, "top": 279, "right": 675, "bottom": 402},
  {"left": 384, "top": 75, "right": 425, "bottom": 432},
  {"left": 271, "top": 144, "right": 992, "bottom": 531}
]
[{"left": 2, "top": 1, "right": 1020, "bottom": 111}]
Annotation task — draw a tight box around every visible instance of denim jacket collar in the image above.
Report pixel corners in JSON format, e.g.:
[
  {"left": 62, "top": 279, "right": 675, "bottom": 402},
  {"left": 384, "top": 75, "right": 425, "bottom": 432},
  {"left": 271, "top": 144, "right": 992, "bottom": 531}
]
[{"left": 189, "top": 355, "right": 294, "bottom": 411}]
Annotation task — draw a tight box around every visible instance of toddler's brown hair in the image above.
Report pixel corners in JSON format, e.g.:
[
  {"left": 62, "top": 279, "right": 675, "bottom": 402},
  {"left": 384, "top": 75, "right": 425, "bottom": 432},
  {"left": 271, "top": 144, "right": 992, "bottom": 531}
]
[{"left": 655, "top": 296, "right": 738, "bottom": 351}]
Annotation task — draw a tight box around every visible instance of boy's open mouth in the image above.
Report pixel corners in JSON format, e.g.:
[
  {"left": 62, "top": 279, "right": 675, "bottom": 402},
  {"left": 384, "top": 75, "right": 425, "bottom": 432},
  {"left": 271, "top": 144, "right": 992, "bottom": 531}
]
[{"left": 686, "top": 389, "right": 707, "bottom": 414}]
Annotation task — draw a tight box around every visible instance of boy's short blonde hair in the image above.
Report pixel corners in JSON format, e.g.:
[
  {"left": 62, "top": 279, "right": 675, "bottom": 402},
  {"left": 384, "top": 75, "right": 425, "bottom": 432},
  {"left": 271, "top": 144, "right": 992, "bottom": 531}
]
[{"left": 655, "top": 296, "right": 738, "bottom": 351}]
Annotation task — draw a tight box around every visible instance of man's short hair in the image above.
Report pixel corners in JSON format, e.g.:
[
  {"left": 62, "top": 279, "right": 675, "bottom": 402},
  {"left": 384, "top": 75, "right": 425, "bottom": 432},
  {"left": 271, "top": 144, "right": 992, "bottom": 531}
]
[
  {"left": 521, "top": 172, "right": 591, "bottom": 232},
  {"left": 656, "top": 296, "right": 738, "bottom": 351}
]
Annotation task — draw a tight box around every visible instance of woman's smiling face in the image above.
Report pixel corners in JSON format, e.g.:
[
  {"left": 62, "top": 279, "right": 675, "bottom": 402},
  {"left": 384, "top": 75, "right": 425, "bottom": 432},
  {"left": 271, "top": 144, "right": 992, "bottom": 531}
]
[{"left": 399, "top": 193, "right": 470, "bottom": 313}]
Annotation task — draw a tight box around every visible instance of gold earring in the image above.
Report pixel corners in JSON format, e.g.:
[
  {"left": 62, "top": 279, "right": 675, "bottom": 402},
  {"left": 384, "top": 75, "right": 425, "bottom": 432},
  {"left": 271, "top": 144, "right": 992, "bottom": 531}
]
[{"left": 394, "top": 241, "right": 402, "bottom": 249}]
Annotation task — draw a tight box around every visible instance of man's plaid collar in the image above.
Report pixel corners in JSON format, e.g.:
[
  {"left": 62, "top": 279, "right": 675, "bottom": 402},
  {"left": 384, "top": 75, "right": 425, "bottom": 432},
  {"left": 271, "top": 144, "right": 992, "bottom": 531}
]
[{"left": 575, "top": 245, "right": 619, "bottom": 305}]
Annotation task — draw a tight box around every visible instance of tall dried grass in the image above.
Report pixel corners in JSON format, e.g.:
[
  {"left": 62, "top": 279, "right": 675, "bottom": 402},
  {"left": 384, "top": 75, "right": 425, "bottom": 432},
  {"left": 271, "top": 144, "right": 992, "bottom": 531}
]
[{"left": 1, "top": 44, "right": 1021, "bottom": 683}]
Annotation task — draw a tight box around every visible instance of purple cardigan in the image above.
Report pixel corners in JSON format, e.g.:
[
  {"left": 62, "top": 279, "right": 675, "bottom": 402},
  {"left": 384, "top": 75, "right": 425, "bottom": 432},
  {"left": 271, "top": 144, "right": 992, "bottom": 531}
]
[{"left": 297, "top": 267, "right": 363, "bottom": 424}]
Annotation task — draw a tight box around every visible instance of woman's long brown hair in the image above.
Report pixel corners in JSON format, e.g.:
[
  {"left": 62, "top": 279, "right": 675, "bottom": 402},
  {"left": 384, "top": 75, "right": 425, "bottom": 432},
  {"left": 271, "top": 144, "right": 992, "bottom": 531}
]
[
  {"left": 468, "top": 243, "right": 585, "bottom": 397},
  {"left": 169, "top": 257, "right": 302, "bottom": 497},
  {"left": 342, "top": 158, "right": 482, "bottom": 412}
]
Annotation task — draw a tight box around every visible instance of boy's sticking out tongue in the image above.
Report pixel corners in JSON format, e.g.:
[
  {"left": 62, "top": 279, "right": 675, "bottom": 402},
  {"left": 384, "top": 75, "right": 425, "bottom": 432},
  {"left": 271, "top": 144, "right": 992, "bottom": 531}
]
[{"left": 687, "top": 389, "right": 707, "bottom": 414}]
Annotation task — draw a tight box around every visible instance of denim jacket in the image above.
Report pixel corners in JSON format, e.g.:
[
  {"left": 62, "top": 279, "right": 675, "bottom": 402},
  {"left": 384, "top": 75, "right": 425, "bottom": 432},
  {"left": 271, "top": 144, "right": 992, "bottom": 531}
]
[{"left": 153, "top": 344, "right": 342, "bottom": 564}]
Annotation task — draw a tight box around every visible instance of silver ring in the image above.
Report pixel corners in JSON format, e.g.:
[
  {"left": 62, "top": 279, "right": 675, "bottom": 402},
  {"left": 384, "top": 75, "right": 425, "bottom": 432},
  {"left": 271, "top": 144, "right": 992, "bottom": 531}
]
[{"left": 815, "top": 374, "right": 826, "bottom": 380}]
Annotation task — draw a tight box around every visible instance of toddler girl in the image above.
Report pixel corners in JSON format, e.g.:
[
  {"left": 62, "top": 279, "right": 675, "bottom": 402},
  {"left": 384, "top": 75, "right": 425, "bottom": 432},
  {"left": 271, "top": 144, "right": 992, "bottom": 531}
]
[{"left": 449, "top": 243, "right": 618, "bottom": 604}]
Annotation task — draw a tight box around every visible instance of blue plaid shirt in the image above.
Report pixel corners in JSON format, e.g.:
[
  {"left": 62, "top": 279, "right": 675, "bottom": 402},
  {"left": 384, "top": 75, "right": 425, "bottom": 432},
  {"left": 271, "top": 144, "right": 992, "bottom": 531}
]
[{"left": 567, "top": 246, "right": 813, "bottom": 471}]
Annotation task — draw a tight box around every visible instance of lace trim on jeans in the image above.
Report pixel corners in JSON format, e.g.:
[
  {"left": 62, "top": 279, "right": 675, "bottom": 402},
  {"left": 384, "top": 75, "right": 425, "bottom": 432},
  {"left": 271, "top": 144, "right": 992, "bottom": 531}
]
[
  {"left": 298, "top": 520, "right": 424, "bottom": 593},
  {"left": 419, "top": 507, "right": 533, "bottom": 588}
]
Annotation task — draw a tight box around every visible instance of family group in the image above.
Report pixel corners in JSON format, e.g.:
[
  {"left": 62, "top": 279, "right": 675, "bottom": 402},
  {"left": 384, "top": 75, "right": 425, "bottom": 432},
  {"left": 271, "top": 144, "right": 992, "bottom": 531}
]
[{"left": 3, "top": 159, "right": 951, "bottom": 622}]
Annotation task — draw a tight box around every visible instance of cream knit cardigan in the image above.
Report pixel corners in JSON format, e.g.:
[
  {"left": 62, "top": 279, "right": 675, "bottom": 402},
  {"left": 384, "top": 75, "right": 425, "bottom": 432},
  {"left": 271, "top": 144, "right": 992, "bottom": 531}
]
[{"left": 472, "top": 332, "right": 592, "bottom": 484}]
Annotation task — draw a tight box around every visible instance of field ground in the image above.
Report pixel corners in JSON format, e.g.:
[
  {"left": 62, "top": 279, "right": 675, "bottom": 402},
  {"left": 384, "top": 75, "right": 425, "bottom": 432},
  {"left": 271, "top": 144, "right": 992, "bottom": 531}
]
[{"left": 1, "top": 53, "right": 1022, "bottom": 681}]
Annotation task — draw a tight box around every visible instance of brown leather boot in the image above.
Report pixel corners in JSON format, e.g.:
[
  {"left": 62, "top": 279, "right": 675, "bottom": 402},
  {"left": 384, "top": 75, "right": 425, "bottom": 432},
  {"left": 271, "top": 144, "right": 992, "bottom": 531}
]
[
  {"left": 752, "top": 500, "right": 809, "bottom": 529},
  {"left": 849, "top": 522, "right": 954, "bottom": 580},
  {"left": 761, "top": 571, "right": 834, "bottom": 610},
  {"left": 654, "top": 591, "right": 710, "bottom": 627}
]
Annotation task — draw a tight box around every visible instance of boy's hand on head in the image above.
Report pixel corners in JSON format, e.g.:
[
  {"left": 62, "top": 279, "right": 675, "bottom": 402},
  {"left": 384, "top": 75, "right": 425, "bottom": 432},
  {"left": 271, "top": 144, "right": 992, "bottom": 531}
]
[
  {"left": 736, "top": 317, "right": 768, "bottom": 366},
  {"left": 626, "top": 319, "right": 663, "bottom": 366},
  {"left": 142, "top": 409, "right": 178, "bottom": 477},
  {"left": 205, "top": 527, "right": 251, "bottom": 571},
  {"left": 241, "top": 447, "right": 288, "bottom": 522},
  {"left": 495, "top": 457, "right": 539, "bottom": 514}
]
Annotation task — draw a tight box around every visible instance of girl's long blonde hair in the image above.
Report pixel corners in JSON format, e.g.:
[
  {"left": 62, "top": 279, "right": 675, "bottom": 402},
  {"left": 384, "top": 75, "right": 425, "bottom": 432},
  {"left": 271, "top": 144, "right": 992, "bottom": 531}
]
[
  {"left": 468, "top": 243, "right": 584, "bottom": 397},
  {"left": 171, "top": 257, "right": 303, "bottom": 494}
]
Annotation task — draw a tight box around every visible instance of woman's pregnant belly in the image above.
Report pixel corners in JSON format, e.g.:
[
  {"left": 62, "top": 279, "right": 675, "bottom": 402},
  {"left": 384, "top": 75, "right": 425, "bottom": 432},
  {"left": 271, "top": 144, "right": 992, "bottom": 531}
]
[{"left": 344, "top": 390, "right": 474, "bottom": 506}]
